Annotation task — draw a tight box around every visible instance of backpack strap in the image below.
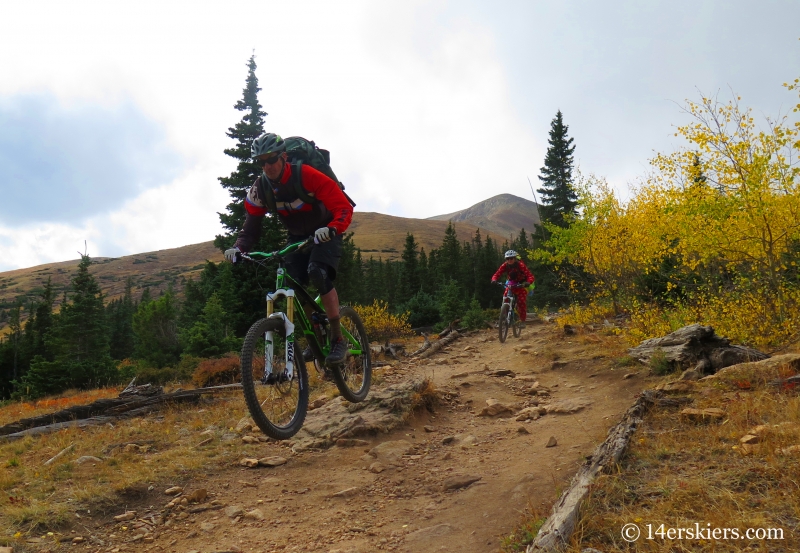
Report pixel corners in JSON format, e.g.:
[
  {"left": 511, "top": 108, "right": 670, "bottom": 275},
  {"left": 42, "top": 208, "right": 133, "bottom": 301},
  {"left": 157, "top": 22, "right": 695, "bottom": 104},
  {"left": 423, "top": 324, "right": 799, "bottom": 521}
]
[
  {"left": 290, "top": 161, "right": 318, "bottom": 205},
  {"left": 257, "top": 171, "right": 278, "bottom": 213}
]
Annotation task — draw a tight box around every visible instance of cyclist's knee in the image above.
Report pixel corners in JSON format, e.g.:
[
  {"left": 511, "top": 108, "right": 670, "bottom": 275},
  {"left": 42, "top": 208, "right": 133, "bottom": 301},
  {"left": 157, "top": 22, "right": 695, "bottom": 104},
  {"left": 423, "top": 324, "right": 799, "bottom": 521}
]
[{"left": 308, "top": 262, "right": 334, "bottom": 294}]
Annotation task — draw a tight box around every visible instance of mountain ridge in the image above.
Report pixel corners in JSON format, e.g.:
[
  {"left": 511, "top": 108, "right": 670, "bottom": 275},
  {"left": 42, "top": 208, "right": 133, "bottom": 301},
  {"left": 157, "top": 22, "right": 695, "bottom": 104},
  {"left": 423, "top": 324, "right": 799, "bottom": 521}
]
[{"left": 0, "top": 194, "right": 538, "bottom": 328}]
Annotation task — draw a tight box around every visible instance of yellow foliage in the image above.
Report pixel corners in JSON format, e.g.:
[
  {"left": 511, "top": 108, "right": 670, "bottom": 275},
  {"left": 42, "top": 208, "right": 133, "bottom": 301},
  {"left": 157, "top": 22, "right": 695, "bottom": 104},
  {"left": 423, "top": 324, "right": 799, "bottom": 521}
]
[
  {"left": 548, "top": 78, "right": 800, "bottom": 347},
  {"left": 353, "top": 300, "right": 412, "bottom": 341}
]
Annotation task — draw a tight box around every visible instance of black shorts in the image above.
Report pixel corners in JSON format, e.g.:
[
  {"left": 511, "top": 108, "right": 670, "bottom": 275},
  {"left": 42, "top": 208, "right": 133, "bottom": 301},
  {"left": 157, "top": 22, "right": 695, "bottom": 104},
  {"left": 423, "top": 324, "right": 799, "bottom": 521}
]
[{"left": 285, "top": 234, "right": 343, "bottom": 285}]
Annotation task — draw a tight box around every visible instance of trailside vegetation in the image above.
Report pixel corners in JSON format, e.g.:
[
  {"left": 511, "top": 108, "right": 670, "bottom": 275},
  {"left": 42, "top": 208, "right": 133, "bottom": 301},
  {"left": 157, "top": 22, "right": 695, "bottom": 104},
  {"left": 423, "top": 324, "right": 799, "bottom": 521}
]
[
  {"left": 537, "top": 110, "right": 578, "bottom": 227},
  {"left": 545, "top": 79, "right": 800, "bottom": 347}
]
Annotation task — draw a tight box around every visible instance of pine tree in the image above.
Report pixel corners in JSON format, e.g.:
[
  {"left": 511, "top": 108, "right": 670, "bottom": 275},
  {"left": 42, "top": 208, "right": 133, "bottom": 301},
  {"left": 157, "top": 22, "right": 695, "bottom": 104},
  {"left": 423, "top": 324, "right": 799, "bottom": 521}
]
[
  {"left": 19, "top": 256, "right": 114, "bottom": 397},
  {"left": 438, "top": 222, "right": 461, "bottom": 284},
  {"left": 108, "top": 277, "right": 135, "bottom": 360},
  {"left": 133, "top": 287, "right": 180, "bottom": 368},
  {"left": 214, "top": 55, "right": 284, "bottom": 253},
  {"left": 183, "top": 293, "right": 239, "bottom": 357},
  {"left": 537, "top": 110, "right": 577, "bottom": 226},
  {"left": 398, "top": 233, "right": 420, "bottom": 304}
]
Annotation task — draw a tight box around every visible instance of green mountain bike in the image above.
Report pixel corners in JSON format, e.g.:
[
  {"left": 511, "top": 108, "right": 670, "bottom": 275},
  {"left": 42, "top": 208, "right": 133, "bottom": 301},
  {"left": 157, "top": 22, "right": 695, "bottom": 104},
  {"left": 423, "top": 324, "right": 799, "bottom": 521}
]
[{"left": 240, "top": 238, "right": 372, "bottom": 440}]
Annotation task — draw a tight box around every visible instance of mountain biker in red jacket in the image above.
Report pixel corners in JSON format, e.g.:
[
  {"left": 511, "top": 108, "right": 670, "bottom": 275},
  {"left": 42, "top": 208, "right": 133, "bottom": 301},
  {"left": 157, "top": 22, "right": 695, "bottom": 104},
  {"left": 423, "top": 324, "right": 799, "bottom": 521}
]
[
  {"left": 223, "top": 133, "right": 353, "bottom": 367},
  {"left": 491, "top": 250, "right": 534, "bottom": 322}
]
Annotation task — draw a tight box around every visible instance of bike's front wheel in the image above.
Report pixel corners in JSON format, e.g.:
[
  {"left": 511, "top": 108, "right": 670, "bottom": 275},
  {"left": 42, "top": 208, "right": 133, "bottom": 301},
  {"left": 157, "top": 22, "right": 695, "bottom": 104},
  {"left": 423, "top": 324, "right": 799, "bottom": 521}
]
[
  {"left": 512, "top": 307, "right": 523, "bottom": 338},
  {"left": 240, "top": 318, "right": 309, "bottom": 440},
  {"left": 332, "top": 306, "right": 372, "bottom": 403},
  {"left": 499, "top": 303, "right": 510, "bottom": 343}
]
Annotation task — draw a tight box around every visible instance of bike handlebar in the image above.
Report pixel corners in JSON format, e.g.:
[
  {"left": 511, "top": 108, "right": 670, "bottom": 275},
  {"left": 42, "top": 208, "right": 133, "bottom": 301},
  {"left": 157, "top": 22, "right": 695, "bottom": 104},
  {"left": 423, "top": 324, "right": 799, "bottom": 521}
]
[{"left": 241, "top": 236, "right": 315, "bottom": 262}]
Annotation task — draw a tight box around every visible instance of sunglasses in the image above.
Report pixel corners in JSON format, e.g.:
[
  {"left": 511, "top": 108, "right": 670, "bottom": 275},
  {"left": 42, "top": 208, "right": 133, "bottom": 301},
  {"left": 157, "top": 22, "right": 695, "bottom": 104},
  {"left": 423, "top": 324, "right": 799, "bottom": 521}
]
[{"left": 258, "top": 154, "right": 282, "bottom": 166}]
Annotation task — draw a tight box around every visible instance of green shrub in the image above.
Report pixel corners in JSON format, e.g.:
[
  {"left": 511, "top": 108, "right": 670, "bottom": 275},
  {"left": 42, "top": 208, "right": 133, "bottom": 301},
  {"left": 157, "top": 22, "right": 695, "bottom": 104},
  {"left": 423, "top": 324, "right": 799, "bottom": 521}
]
[
  {"left": 649, "top": 348, "right": 673, "bottom": 375},
  {"left": 462, "top": 298, "right": 489, "bottom": 330},
  {"left": 398, "top": 291, "right": 440, "bottom": 328}
]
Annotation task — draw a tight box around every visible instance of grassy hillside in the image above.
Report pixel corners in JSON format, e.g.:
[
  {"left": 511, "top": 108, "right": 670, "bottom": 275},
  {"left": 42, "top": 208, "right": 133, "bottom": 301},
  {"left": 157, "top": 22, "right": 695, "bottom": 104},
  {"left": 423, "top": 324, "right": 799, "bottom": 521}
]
[
  {"left": 0, "top": 195, "right": 531, "bottom": 331},
  {"left": 348, "top": 212, "right": 508, "bottom": 260},
  {"left": 0, "top": 242, "right": 223, "bottom": 333}
]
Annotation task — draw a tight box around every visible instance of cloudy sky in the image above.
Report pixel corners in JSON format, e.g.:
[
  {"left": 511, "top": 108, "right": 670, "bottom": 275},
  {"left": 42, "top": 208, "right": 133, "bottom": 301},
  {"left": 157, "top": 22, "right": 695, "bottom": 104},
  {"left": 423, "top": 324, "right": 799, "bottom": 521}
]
[{"left": 0, "top": 0, "right": 797, "bottom": 271}]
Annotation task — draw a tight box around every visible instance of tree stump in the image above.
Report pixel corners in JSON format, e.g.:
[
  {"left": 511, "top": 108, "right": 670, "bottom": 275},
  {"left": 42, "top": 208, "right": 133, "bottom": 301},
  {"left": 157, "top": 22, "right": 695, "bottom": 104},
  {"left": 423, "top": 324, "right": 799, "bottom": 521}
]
[{"left": 628, "top": 324, "right": 768, "bottom": 374}]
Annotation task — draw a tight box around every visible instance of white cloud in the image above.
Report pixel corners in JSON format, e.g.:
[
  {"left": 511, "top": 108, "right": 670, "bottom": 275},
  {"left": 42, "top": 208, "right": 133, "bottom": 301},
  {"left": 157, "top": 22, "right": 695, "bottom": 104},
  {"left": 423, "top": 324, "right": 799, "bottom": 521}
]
[{"left": 0, "top": 0, "right": 796, "bottom": 270}]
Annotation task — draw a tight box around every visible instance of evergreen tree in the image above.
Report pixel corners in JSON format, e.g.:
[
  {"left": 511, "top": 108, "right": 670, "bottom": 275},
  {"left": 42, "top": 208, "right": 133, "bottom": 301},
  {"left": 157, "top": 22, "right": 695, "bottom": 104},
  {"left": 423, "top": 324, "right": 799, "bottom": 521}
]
[
  {"left": 398, "top": 233, "right": 420, "bottom": 304},
  {"left": 537, "top": 110, "right": 577, "bottom": 226},
  {"left": 183, "top": 293, "right": 239, "bottom": 357},
  {"left": 133, "top": 287, "right": 181, "bottom": 368},
  {"left": 19, "top": 256, "right": 114, "bottom": 398},
  {"left": 438, "top": 222, "right": 461, "bottom": 284},
  {"left": 108, "top": 277, "right": 135, "bottom": 360},
  {"left": 335, "top": 233, "right": 364, "bottom": 305},
  {"left": 418, "top": 249, "right": 431, "bottom": 294},
  {"left": 214, "top": 54, "right": 284, "bottom": 254},
  {"left": 689, "top": 154, "right": 709, "bottom": 189},
  {"left": 8, "top": 304, "right": 22, "bottom": 383}
]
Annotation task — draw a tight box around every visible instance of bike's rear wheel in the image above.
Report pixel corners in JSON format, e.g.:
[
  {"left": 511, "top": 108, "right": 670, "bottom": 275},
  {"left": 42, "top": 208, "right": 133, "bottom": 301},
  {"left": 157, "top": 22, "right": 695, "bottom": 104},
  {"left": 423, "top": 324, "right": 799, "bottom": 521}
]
[
  {"left": 240, "top": 318, "right": 309, "bottom": 440},
  {"left": 331, "top": 306, "right": 372, "bottom": 403},
  {"left": 499, "top": 303, "right": 510, "bottom": 343}
]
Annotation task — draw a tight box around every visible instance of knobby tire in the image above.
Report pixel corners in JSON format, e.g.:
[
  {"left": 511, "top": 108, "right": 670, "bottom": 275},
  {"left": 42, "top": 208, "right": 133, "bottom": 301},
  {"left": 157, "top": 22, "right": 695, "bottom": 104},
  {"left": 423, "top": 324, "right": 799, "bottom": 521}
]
[
  {"left": 240, "top": 318, "right": 309, "bottom": 440},
  {"left": 332, "top": 306, "right": 372, "bottom": 403},
  {"left": 512, "top": 305, "right": 523, "bottom": 338},
  {"left": 499, "top": 303, "right": 510, "bottom": 343}
]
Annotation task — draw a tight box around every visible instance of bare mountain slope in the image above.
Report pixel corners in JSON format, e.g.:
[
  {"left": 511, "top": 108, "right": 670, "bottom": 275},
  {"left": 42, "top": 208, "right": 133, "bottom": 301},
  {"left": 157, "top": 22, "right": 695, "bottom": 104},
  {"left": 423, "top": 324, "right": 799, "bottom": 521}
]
[
  {"left": 347, "top": 212, "right": 507, "bottom": 260},
  {"left": 427, "top": 193, "right": 540, "bottom": 239},
  {"left": 0, "top": 197, "right": 531, "bottom": 329}
]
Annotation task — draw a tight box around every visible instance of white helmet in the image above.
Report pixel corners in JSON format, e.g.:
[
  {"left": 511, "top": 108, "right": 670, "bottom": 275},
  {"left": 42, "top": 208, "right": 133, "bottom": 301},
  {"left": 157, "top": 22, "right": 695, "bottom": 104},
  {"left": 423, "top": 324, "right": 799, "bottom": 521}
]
[{"left": 504, "top": 250, "right": 518, "bottom": 259}]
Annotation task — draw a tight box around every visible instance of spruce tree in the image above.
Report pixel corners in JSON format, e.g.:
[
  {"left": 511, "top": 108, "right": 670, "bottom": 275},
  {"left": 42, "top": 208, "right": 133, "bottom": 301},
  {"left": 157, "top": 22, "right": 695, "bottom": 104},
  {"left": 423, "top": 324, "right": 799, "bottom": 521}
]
[
  {"left": 214, "top": 55, "right": 284, "bottom": 253},
  {"left": 537, "top": 110, "right": 577, "bottom": 226},
  {"left": 108, "top": 277, "right": 135, "bottom": 360},
  {"left": 438, "top": 223, "right": 461, "bottom": 284},
  {"left": 20, "top": 256, "right": 114, "bottom": 397},
  {"left": 398, "top": 233, "right": 420, "bottom": 304}
]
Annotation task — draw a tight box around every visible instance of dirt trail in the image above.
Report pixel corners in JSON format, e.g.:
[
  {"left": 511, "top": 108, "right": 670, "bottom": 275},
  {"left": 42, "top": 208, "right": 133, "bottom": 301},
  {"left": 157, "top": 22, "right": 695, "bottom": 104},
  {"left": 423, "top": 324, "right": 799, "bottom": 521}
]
[{"left": 89, "top": 322, "right": 653, "bottom": 553}]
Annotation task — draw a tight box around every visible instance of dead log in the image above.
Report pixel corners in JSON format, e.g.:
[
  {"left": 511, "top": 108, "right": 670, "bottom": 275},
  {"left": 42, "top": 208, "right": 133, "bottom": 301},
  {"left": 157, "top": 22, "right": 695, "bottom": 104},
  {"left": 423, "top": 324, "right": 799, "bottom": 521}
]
[
  {"left": 416, "top": 331, "right": 461, "bottom": 359},
  {"left": 409, "top": 334, "right": 432, "bottom": 357},
  {"left": 437, "top": 319, "right": 461, "bottom": 339},
  {"left": 527, "top": 390, "right": 659, "bottom": 553},
  {"left": 628, "top": 324, "right": 768, "bottom": 374},
  {"left": 0, "top": 383, "right": 242, "bottom": 439}
]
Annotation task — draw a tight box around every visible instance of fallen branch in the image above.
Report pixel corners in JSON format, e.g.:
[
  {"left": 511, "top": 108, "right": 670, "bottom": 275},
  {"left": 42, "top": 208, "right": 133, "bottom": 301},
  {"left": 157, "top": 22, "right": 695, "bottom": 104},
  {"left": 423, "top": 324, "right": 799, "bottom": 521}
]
[
  {"left": 409, "top": 334, "right": 432, "bottom": 357},
  {"left": 416, "top": 331, "right": 461, "bottom": 359},
  {"left": 527, "top": 390, "right": 659, "bottom": 553},
  {"left": 43, "top": 443, "right": 75, "bottom": 466}
]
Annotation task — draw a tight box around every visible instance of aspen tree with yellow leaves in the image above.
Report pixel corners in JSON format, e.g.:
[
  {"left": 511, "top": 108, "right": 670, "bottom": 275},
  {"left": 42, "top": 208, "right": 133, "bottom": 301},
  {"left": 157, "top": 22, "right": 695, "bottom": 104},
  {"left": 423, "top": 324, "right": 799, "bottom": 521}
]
[{"left": 545, "top": 78, "right": 800, "bottom": 347}]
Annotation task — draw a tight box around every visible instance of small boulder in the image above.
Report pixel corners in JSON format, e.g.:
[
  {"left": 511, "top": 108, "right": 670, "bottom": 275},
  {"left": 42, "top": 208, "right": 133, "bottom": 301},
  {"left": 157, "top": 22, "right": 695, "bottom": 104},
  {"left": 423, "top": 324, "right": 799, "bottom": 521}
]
[
  {"left": 442, "top": 475, "right": 481, "bottom": 491},
  {"left": 224, "top": 505, "right": 244, "bottom": 518},
  {"left": 245, "top": 508, "right": 265, "bottom": 521},
  {"left": 545, "top": 436, "right": 558, "bottom": 448},
  {"left": 680, "top": 407, "right": 725, "bottom": 423},
  {"left": 258, "top": 456, "right": 288, "bottom": 467}
]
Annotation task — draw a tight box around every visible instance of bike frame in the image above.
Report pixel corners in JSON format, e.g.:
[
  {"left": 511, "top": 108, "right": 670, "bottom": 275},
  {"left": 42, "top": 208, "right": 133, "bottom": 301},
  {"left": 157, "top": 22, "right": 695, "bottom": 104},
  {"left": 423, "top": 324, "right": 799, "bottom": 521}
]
[
  {"left": 245, "top": 240, "right": 364, "bottom": 380},
  {"left": 503, "top": 285, "right": 518, "bottom": 320}
]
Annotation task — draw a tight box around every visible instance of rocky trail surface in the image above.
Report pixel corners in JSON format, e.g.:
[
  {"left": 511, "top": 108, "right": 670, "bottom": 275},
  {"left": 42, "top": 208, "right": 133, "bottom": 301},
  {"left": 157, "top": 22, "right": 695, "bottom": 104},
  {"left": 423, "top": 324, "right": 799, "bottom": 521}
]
[{"left": 72, "top": 322, "right": 652, "bottom": 553}]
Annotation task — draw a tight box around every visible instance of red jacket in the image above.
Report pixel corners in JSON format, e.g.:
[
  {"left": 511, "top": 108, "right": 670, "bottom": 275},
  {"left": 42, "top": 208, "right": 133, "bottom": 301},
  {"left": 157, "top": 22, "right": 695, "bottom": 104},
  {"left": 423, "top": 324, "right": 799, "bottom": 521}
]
[
  {"left": 235, "top": 162, "right": 353, "bottom": 252},
  {"left": 492, "top": 260, "right": 534, "bottom": 286}
]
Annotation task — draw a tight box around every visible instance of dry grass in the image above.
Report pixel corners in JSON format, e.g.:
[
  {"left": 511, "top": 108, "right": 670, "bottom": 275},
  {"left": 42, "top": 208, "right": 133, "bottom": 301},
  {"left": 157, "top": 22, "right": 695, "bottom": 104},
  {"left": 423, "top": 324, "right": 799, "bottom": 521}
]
[
  {"left": 0, "top": 386, "right": 257, "bottom": 535},
  {"left": 563, "top": 363, "right": 800, "bottom": 552},
  {"left": 0, "top": 387, "right": 122, "bottom": 426}
]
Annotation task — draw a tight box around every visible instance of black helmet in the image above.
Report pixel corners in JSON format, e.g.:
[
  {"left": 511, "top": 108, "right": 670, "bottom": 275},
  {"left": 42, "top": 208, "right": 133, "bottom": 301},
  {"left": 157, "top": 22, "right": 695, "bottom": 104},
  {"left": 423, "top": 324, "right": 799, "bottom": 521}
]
[{"left": 252, "top": 133, "right": 285, "bottom": 159}]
